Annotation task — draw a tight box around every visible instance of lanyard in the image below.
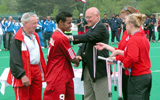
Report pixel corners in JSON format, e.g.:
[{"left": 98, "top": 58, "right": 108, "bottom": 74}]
[{"left": 133, "top": 31, "right": 139, "bottom": 35}]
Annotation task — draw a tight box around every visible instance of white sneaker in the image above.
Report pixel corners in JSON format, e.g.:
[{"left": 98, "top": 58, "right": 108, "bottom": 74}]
[
  {"left": 0, "top": 49, "right": 1, "bottom": 51},
  {"left": 152, "top": 40, "right": 155, "bottom": 43},
  {"left": 41, "top": 47, "right": 45, "bottom": 49},
  {"left": 111, "top": 42, "right": 114, "bottom": 45},
  {"left": 158, "top": 40, "right": 160, "bottom": 42}
]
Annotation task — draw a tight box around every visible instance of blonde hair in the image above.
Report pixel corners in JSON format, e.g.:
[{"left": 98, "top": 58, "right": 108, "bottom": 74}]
[{"left": 127, "top": 13, "right": 146, "bottom": 28}]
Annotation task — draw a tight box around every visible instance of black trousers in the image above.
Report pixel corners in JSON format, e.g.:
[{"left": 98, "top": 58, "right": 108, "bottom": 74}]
[
  {"left": 122, "top": 69, "right": 129, "bottom": 100},
  {"left": 149, "top": 29, "right": 155, "bottom": 41},
  {"left": 111, "top": 29, "right": 120, "bottom": 42},
  {"left": 127, "top": 74, "right": 152, "bottom": 100}
]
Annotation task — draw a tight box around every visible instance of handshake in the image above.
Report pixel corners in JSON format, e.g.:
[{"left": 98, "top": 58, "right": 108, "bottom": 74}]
[{"left": 73, "top": 56, "right": 82, "bottom": 67}]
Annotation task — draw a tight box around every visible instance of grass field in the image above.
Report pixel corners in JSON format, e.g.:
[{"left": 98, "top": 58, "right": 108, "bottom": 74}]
[{"left": 0, "top": 31, "right": 160, "bottom": 100}]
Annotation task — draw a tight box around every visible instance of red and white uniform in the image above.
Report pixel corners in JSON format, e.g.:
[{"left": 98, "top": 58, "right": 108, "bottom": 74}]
[
  {"left": 43, "top": 29, "right": 76, "bottom": 100},
  {"left": 7, "top": 27, "right": 46, "bottom": 100}
]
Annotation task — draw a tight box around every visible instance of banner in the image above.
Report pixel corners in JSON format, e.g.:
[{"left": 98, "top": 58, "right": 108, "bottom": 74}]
[{"left": 77, "top": 0, "right": 86, "bottom": 3}]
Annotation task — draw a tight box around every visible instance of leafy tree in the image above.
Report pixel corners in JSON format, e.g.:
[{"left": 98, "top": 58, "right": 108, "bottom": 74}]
[
  {"left": 1, "top": 0, "right": 17, "bottom": 12},
  {"left": 0, "top": 4, "right": 9, "bottom": 13},
  {"left": 138, "top": 0, "right": 160, "bottom": 14},
  {"left": 16, "top": 0, "right": 55, "bottom": 16},
  {"left": 50, "top": 6, "right": 59, "bottom": 19},
  {"left": 73, "top": 7, "right": 79, "bottom": 19}
]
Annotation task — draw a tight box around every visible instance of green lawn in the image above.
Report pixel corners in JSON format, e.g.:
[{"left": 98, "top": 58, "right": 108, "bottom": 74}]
[{"left": 0, "top": 31, "right": 160, "bottom": 100}]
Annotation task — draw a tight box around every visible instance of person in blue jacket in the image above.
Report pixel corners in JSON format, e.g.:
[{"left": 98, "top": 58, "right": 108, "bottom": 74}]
[
  {"left": 1, "top": 18, "right": 6, "bottom": 49},
  {"left": 149, "top": 14, "right": 156, "bottom": 42},
  {"left": 35, "top": 21, "right": 44, "bottom": 48},
  {"left": 109, "top": 14, "right": 121, "bottom": 44},
  {"left": 43, "top": 16, "right": 56, "bottom": 48},
  {"left": 5, "top": 16, "right": 15, "bottom": 50},
  {"left": 17, "top": 18, "right": 23, "bottom": 31},
  {"left": 143, "top": 14, "right": 150, "bottom": 39},
  {"left": 0, "top": 18, "right": 3, "bottom": 51},
  {"left": 13, "top": 20, "right": 19, "bottom": 34}
]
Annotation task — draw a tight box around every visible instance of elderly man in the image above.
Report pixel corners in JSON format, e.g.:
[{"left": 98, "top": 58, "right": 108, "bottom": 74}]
[
  {"left": 68, "top": 7, "right": 110, "bottom": 100},
  {"left": 7, "top": 13, "right": 46, "bottom": 100}
]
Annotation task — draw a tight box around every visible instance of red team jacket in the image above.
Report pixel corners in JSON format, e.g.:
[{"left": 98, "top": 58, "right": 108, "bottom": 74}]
[
  {"left": 7, "top": 28, "right": 46, "bottom": 87},
  {"left": 122, "top": 31, "right": 151, "bottom": 76}
]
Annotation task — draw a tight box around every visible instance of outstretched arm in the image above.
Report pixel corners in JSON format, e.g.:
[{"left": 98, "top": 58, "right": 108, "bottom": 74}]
[{"left": 94, "top": 42, "right": 115, "bottom": 52}]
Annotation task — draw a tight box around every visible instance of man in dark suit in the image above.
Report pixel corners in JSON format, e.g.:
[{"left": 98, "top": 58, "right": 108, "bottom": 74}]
[{"left": 68, "top": 7, "right": 110, "bottom": 100}]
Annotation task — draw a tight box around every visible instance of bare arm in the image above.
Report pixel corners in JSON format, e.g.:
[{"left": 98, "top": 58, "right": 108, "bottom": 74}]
[
  {"left": 94, "top": 42, "right": 115, "bottom": 52},
  {"left": 110, "top": 50, "right": 124, "bottom": 57}
]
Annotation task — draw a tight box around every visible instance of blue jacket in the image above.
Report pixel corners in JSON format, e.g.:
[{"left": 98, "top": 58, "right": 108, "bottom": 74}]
[
  {"left": 41, "top": 19, "right": 46, "bottom": 31},
  {"left": 109, "top": 17, "right": 121, "bottom": 31},
  {"left": 36, "top": 22, "right": 43, "bottom": 34},
  {"left": 5, "top": 21, "right": 14, "bottom": 33},
  {"left": 13, "top": 23, "right": 19, "bottom": 34},
  {"left": 1, "top": 21, "right": 6, "bottom": 34},
  {"left": 44, "top": 20, "right": 56, "bottom": 33}
]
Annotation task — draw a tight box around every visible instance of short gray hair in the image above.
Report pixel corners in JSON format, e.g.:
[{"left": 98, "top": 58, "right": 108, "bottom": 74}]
[{"left": 21, "top": 13, "right": 38, "bottom": 25}]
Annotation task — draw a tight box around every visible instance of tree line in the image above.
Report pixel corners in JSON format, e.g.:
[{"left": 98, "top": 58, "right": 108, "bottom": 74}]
[{"left": 0, "top": 0, "right": 160, "bottom": 19}]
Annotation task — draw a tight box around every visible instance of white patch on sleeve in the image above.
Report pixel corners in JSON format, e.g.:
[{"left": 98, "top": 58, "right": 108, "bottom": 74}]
[
  {"left": 21, "top": 42, "right": 27, "bottom": 51},
  {"left": 50, "top": 38, "right": 54, "bottom": 46},
  {"left": 68, "top": 48, "right": 75, "bottom": 59},
  {"left": 125, "top": 46, "right": 127, "bottom": 51}
]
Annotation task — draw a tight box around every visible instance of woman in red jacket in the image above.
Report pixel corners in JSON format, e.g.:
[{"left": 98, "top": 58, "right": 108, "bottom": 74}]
[
  {"left": 121, "top": 13, "right": 152, "bottom": 100},
  {"left": 95, "top": 6, "right": 142, "bottom": 100},
  {"left": 157, "top": 16, "right": 160, "bottom": 42}
]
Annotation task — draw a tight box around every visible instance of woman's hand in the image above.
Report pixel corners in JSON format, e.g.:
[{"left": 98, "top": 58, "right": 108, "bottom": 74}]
[
  {"left": 110, "top": 50, "right": 124, "bottom": 57},
  {"left": 94, "top": 42, "right": 107, "bottom": 51}
]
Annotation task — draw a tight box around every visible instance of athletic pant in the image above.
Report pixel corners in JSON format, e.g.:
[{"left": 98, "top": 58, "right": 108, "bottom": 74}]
[
  {"left": 5, "top": 32, "right": 13, "bottom": 49},
  {"left": 43, "top": 80, "right": 75, "bottom": 100},
  {"left": 149, "top": 29, "right": 155, "bottom": 41},
  {"left": 111, "top": 29, "right": 120, "bottom": 42},
  {"left": 78, "top": 31, "right": 84, "bottom": 35},
  {"left": 37, "top": 32, "right": 44, "bottom": 47},
  {"left": 14, "top": 64, "right": 42, "bottom": 100}
]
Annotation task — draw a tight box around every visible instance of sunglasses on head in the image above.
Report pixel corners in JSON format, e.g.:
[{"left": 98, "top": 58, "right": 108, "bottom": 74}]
[{"left": 124, "top": 7, "right": 132, "bottom": 14}]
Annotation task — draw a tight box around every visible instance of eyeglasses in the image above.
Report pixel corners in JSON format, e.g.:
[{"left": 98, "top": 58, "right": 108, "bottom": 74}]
[{"left": 124, "top": 7, "right": 132, "bottom": 14}]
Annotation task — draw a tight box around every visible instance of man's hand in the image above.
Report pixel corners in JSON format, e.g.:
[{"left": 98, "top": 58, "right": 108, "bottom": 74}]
[
  {"left": 21, "top": 75, "right": 30, "bottom": 86},
  {"left": 73, "top": 56, "right": 82, "bottom": 67},
  {"left": 65, "top": 35, "right": 73, "bottom": 41}
]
